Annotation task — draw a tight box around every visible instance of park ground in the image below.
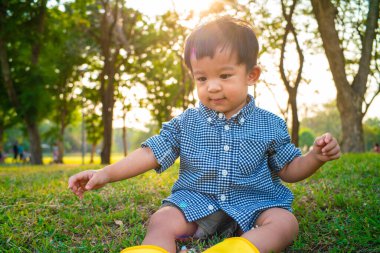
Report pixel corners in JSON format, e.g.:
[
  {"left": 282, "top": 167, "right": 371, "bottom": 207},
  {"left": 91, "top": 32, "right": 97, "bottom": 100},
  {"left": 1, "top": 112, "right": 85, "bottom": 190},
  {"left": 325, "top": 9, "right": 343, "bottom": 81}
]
[{"left": 0, "top": 154, "right": 379, "bottom": 252}]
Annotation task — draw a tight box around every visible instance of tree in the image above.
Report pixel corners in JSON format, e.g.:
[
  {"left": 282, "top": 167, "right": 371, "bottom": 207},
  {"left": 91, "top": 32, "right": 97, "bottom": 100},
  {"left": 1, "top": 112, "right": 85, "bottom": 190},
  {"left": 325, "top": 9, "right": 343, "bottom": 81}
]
[
  {"left": 0, "top": 0, "right": 50, "bottom": 164},
  {"left": 79, "top": 0, "right": 145, "bottom": 164},
  {"left": 44, "top": 3, "right": 87, "bottom": 163},
  {"left": 311, "top": 0, "right": 380, "bottom": 152},
  {"left": 136, "top": 11, "right": 195, "bottom": 127},
  {"left": 278, "top": 0, "right": 305, "bottom": 146}
]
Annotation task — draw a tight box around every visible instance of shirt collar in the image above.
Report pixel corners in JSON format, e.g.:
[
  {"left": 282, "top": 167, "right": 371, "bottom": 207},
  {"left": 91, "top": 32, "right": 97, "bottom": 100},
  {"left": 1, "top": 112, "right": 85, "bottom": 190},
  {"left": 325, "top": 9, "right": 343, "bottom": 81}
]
[{"left": 199, "top": 94, "right": 256, "bottom": 126}]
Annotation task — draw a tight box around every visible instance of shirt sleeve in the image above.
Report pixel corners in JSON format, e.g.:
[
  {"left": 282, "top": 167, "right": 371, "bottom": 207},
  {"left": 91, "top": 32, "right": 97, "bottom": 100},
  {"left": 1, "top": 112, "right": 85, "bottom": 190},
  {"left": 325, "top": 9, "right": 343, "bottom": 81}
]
[
  {"left": 268, "top": 119, "right": 301, "bottom": 173},
  {"left": 141, "top": 115, "right": 182, "bottom": 173}
]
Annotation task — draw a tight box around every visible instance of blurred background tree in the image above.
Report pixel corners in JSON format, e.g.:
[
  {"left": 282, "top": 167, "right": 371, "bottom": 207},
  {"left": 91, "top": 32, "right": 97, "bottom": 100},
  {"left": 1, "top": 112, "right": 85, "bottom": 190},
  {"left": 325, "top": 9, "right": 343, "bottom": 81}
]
[
  {"left": 0, "top": 0, "right": 379, "bottom": 164},
  {"left": 0, "top": 0, "right": 51, "bottom": 164},
  {"left": 311, "top": 0, "right": 379, "bottom": 152}
]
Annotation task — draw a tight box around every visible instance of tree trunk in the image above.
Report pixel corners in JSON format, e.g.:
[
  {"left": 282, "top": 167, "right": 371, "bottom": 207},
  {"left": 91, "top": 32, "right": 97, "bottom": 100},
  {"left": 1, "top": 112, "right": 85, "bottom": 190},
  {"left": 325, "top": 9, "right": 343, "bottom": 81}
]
[
  {"left": 90, "top": 143, "right": 96, "bottom": 164},
  {"left": 101, "top": 116, "right": 113, "bottom": 164},
  {"left": 57, "top": 140, "right": 64, "bottom": 163},
  {"left": 0, "top": 39, "right": 19, "bottom": 109},
  {"left": 100, "top": 63, "right": 115, "bottom": 164},
  {"left": 122, "top": 112, "right": 128, "bottom": 157},
  {"left": 338, "top": 96, "right": 364, "bottom": 153},
  {"left": 311, "top": 0, "right": 379, "bottom": 152},
  {"left": 279, "top": 0, "right": 303, "bottom": 147},
  {"left": 25, "top": 119, "right": 43, "bottom": 164},
  {"left": 98, "top": 1, "right": 120, "bottom": 164},
  {"left": 289, "top": 90, "right": 299, "bottom": 146},
  {"left": 100, "top": 66, "right": 115, "bottom": 164}
]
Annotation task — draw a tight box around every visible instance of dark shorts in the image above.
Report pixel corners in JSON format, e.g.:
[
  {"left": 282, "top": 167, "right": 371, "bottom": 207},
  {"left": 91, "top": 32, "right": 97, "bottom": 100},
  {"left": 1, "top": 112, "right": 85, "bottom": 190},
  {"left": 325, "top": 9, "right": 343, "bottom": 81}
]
[{"left": 161, "top": 201, "right": 238, "bottom": 239}]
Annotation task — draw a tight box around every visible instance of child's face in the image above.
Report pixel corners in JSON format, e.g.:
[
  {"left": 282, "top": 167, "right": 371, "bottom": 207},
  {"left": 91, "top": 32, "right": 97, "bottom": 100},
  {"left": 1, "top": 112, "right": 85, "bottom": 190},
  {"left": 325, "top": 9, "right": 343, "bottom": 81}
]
[{"left": 191, "top": 47, "right": 260, "bottom": 119}]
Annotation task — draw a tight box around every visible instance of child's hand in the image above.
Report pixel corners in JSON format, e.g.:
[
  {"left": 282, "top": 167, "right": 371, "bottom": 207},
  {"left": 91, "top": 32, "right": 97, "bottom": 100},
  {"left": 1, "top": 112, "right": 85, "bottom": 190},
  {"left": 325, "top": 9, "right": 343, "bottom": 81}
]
[
  {"left": 312, "top": 133, "right": 341, "bottom": 162},
  {"left": 68, "top": 170, "right": 109, "bottom": 199}
]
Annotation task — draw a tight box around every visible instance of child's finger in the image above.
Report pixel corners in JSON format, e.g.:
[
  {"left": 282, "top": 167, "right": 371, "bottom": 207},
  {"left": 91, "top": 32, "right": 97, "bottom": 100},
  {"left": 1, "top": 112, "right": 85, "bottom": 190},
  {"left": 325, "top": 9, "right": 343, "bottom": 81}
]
[
  {"left": 321, "top": 139, "right": 337, "bottom": 153},
  {"left": 68, "top": 174, "right": 82, "bottom": 189},
  {"left": 85, "top": 176, "right": 97, "bottom": 190},
  {"left": 314, "top": 136, "right": 325, "bottom": 147},
  {"left": 324, "top": 151, "right": 341, "bottom": 160},
  {"left": 68, "top": 176, "right": 75, "bottom": 189},
  {"left": 68, "top": 179, "right": 79, "bottom": 191},
  {"left": 71, "top": 185, "right": 78, "bottom": 193},
  {"left": 69, "top": 172, "right": 91, "bottom": 189},
  {"left": 323, "top": 133, "right": 333, "bottom": 144},
  {"left": 323, "top": 145, "right": 340, "bottom": 157},
  {"left": 76, "top": 187, "right": 85, "bottom": 198},
  {"left": 79, "top": 181, "right": 87, "bottom": 188},
  {"left": 77, "top": 191, "right": 84, "bottom": 199}
]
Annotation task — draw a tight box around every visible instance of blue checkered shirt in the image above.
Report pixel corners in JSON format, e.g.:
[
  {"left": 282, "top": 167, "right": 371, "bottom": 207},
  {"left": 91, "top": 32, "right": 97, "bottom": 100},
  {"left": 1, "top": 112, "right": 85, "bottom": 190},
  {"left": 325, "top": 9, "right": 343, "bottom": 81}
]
[{"left": 142, "top": 95, "right": 301, "bottom": 232}]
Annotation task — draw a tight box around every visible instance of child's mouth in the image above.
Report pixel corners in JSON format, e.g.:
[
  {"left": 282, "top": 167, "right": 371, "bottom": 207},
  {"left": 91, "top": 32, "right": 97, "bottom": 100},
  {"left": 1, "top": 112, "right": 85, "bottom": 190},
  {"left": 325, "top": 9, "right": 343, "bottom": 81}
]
[{"left": 210, "top": 98, "right": 225, "bottom": 103}]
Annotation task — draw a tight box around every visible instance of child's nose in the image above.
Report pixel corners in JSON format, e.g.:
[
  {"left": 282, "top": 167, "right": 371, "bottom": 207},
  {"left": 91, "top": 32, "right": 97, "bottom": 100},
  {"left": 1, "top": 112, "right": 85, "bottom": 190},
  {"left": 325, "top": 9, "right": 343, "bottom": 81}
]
[{"left": 207, "top": 80, "right": 222, "bottom": 92}]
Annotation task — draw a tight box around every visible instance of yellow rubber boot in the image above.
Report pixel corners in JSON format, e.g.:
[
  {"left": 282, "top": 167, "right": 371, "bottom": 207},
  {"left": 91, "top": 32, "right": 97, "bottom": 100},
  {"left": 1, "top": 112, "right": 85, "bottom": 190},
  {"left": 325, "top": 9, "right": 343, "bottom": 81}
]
[
  {"left": 203, "top": 237, "right": 260, "bottom": 253},
  {"left": 120, "top": 245, "right": 169, "bottom": 253}
]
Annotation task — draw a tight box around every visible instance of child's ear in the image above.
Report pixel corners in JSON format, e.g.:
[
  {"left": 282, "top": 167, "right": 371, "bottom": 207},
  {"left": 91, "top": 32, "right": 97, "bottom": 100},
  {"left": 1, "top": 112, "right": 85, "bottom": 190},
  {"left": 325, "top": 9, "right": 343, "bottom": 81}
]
[{"left": 247, "top": 65, "right": 261, "bottom": 86}]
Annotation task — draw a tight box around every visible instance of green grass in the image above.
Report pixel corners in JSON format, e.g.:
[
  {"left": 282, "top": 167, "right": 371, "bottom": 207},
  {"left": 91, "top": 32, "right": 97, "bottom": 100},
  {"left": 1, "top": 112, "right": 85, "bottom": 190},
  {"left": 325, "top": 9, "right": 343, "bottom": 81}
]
[{"left": 0, "top": 154, "right": 379, "bottom": 252}]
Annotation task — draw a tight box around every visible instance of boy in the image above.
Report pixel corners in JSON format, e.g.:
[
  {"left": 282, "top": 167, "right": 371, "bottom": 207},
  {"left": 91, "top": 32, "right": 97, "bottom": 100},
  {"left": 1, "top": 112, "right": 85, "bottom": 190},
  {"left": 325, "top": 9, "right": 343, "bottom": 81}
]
[{"left": 68, "top": 16, "right": 340, "bottom": 253}]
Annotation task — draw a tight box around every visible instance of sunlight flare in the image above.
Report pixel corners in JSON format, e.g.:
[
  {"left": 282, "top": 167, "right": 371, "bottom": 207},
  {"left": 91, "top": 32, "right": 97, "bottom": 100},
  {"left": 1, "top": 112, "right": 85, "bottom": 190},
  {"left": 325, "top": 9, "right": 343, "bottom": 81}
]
[{"left": 128, "top": 0, "right": 216, "bottom": 17}]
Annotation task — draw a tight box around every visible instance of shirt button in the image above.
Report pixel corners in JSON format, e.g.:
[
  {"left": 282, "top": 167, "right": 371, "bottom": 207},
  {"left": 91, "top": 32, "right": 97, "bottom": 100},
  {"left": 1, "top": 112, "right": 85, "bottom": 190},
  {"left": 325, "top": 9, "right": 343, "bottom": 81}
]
[
  {"left": 218, "top": 113, "right": 224, "bottom": 119},
  {"left": 240, "top": 118, "right": 245, "bottom": 124},
  {"left": 224, "top": 125, "right": 230, "bottom": 131},
  {"left": 224, "top": 145, "right": 230, "bottom": 151},
  {"left": 207, "top": 117, "right": 212, "bottom": 123},
  {"left": 220, "top": 195, "right": 226, "bottom": 201},
  {"left": 208, "top": 205, "right": 214, "bottom": 210},
  {"left": 221, "top": 170, "right": 228, "bottom": 176}
]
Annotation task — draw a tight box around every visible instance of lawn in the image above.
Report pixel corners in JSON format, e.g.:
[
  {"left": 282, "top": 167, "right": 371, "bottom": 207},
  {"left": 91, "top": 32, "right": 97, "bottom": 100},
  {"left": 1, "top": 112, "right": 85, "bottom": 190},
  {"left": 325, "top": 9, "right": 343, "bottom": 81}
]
[{"left": 0, "top": 154, "right": 379, "bottom": 252}]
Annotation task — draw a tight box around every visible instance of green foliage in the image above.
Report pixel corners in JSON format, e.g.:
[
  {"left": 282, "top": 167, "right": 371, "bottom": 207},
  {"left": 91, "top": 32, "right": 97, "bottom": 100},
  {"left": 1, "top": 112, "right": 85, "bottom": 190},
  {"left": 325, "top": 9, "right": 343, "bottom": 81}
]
[
  {"left": 299, "top": 128, "right": 315, "bottom": 151},
  {"left": 41, "top": 3, "right": 88, "bottom": 144},
  {"left": 0, "top": 64, "right": 18, "bottom": 137},
  {"left": 0, "top": 1, "right": 52, "bottom": 123},
  {"left": 85, "top": 110, "right": 103, "bottom": 147},
  {"left": 134, "top": 11, "right": 195, "bottom": 126},
  {"left": 0, "top": 154, "right": 378, "bottom": 252},
  {"left": 364, "top": 117, "right": 380, "bottom": 151}
]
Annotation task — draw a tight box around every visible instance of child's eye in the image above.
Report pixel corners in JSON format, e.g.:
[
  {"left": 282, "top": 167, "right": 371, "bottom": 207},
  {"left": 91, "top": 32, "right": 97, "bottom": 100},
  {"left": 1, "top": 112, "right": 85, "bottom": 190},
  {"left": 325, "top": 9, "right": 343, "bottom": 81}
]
[
  {"left": 220, "top": 74, "right": 232, "bottom": 79},
  {"left": 197, "top": 76, "right": 207, "bottom": 82}
]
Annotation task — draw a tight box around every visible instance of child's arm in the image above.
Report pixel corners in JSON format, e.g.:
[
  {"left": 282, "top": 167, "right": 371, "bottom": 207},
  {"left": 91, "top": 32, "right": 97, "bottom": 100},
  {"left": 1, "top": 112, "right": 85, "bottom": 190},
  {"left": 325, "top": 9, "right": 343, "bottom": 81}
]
[
  {"left": 68, "top": 147, "right": 158, "bottom": 198},
  {"left": 278, "top": 133, "right": 340, "bottom": 183}
]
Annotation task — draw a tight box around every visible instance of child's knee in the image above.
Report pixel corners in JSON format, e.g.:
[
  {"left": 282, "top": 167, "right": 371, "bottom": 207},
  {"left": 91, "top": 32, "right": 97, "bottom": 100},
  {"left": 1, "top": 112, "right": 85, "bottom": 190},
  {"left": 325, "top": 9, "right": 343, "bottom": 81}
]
[
  {"left": 146, "top": 206, "right": 196, "bottom": 236},
  {"left": 257, "top": 208, "right": 299, "bottom": 240},
  {"left": 290, "top": 212, "right": 299, "bottom": 234},
  {"left": 283, "top": 212, "right": 299, "bottom": 241},
  {"left": 147, "top": 208, "right": 171, "bottom": 229}
]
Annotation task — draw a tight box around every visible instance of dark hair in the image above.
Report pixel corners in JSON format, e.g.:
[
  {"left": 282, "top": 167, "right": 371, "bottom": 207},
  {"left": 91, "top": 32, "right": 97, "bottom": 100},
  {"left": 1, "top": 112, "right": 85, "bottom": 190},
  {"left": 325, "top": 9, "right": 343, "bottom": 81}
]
[{"left": 184, "top": 16, "right": 259, "bottom": 72}]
